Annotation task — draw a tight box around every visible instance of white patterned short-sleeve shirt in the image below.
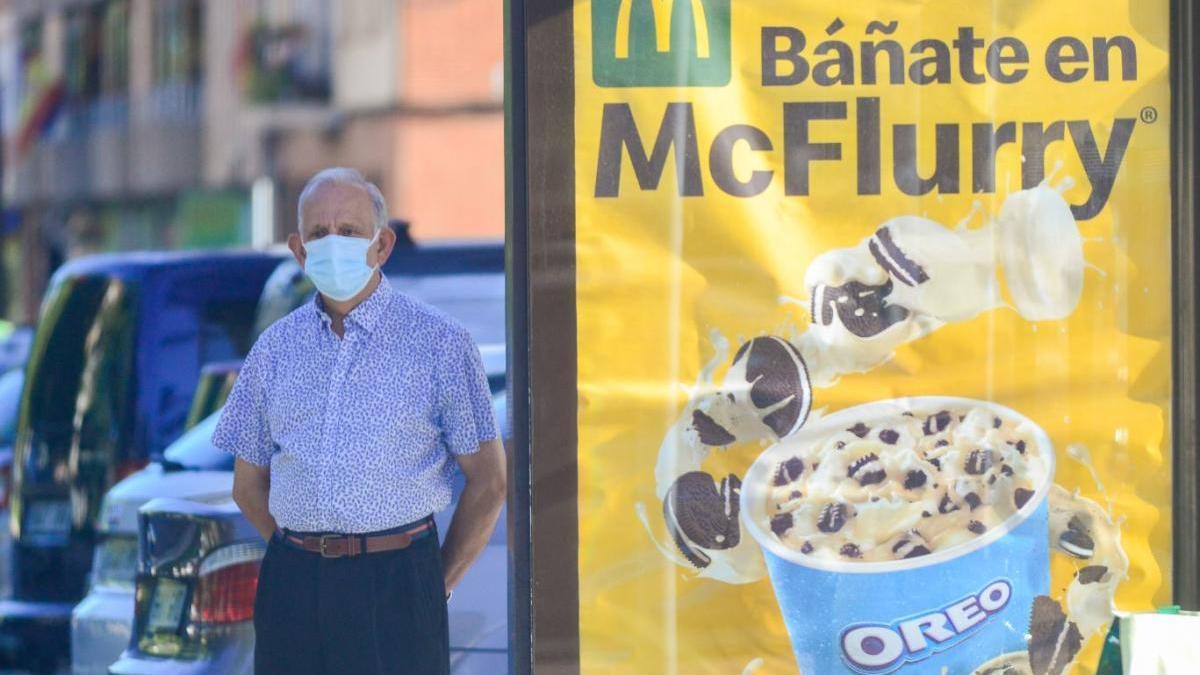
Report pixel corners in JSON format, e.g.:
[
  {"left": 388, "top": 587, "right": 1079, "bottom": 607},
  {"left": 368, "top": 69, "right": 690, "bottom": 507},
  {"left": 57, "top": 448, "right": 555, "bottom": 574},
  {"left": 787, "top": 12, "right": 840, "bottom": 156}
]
[{"left": 212, "top": 276, "right": 500, "bottom": 533}]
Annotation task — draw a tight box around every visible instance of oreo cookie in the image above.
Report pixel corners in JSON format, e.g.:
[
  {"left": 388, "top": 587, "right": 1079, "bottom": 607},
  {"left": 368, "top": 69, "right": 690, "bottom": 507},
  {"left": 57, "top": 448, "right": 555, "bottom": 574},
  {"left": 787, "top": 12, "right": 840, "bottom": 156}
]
[
  {"left": 733, "top": 336, "right": 813, "bottom": 439},
  {"left": 847, "top": 453, "right": 886, "bottom": 486},
  {"left": 1058, "top": 519, "right": 1095, "bottom": 559},
  {"left": 772, "top": 456, "right": 805, "bottom": 486},
  {"left": 878, "top": 428, "right": 900, "bottom": 445},
  {"left": 891, "top": 530, "right": 931, "bottom": 559},
  {"left": 868, "top": 225, "right": 930, "bottom": 287},
  {"left": 847, "top": 422, "right": 871, "bottom": 438},
  {"left": 770, "top": 512, "right": 794, "bottom": 537},
  {"left": 903, "top": 469, "right": 927, "bottom": 490},
  {"left": 663, "top": 472, "right": 742, "bottom": 569},
  {"left": 966, "top": 449, "right": 995, "bottom": 475},
  {"left": 923, "top": 410, "right": 953, "bottom": 435},
  {"left": 810, "top": 279, "right": 910, "bottom": 338},
  {"left": 1027, "top": 595, "right": 1082, "bottom": 675},
  {"left": 690, "top": 409, "right": 736, "bottom": 447},
  {"left": 817, "top": 503, "right": 850, "bottom": 533}
]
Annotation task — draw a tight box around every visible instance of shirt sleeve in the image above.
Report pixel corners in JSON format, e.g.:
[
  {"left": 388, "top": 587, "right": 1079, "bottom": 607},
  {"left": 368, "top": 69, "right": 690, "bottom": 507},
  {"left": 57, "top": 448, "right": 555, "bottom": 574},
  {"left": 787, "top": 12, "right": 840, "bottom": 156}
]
[
  {"left": 437, "top": 325, "right": 501, "bottom": 456},
  {"left": 212, "top": 334, "right": 276, "bottom": 466}
]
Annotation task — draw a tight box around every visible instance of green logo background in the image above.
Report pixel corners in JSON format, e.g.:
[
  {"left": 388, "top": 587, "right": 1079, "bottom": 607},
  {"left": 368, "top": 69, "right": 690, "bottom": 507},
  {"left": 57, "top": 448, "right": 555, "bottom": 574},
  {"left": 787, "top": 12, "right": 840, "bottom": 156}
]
[{"left": 592, "top": 0, "right": 731, "bottom": 88}]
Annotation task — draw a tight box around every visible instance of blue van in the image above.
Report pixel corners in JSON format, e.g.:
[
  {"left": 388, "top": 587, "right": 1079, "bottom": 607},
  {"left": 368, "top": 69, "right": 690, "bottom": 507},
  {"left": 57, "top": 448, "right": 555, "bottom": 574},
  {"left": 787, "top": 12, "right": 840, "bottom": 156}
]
[{"left": 0, "top": 251, "right": 282, "bottom": 672}]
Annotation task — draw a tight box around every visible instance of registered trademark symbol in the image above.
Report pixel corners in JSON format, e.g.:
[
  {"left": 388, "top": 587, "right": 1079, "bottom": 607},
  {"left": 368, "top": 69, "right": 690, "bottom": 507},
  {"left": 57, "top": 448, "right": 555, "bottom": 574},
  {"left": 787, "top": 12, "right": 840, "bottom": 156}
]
[{"left": 1140, "top": 106, "right": 1158, "bottom": 123}]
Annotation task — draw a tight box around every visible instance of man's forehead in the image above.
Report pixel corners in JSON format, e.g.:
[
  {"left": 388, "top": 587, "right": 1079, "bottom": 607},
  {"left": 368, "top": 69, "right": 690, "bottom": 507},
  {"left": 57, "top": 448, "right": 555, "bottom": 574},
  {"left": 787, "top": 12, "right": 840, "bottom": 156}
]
[{"left": 302, "top": 184, "right": 374, "bottom": 224}]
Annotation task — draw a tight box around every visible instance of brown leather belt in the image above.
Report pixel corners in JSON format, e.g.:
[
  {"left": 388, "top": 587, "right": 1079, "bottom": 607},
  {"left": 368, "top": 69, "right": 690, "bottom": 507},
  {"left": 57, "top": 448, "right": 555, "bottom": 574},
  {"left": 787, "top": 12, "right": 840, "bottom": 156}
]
[{"left": 282, "top": 521, "right": 433, "bottom": 559}]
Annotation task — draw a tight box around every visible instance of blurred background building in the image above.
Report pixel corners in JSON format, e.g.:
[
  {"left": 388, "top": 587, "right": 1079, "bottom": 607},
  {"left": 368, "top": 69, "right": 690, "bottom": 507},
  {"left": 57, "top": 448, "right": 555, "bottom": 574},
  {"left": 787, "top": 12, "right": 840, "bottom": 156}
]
[{"left": 0, "top": 0, "right": 504, "bottom": 323}]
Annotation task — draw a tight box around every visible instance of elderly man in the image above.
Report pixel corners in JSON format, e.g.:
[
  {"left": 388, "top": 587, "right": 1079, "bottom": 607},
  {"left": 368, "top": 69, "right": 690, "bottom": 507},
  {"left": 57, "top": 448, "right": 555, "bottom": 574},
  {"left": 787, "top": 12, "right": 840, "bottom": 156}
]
[{"left": 213, "top": 167, "right": 506, "bottom": 674}]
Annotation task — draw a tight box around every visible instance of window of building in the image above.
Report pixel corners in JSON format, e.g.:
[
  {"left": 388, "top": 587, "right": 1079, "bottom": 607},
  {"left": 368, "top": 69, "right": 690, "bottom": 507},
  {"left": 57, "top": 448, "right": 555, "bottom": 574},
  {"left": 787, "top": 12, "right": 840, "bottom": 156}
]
[
  {"left": 101, "top": 0, "right": 131, "bottom": 97},
  {"left": 153, "top": 0, "right": 204, "bottom": 85},
  {"left": 238, "top": 0, "right": 332, "bottom": 103}
]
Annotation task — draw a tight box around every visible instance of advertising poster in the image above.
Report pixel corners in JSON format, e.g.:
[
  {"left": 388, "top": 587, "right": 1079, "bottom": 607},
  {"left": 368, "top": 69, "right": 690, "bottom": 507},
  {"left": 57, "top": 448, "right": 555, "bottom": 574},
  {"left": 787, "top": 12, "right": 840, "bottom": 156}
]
[{"left": 572, "top": 1, "right": 1173, "bottom": 673}]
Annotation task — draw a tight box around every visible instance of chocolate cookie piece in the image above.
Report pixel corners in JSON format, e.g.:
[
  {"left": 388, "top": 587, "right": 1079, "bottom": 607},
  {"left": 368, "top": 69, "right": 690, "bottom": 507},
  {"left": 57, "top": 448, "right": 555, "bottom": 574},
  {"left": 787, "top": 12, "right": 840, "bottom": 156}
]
[
  {"left": 690, "top": 409, "right": 736, "bottom": 447},
  {"left": 770, "top": 512, "right": 794, "bottom": 537},
  {"left": 903, "top": 470, "right": 927, "bottom": 489},
  {"left": 817, "top": 503, "right": 850, "bottom": 533},
  {"left": 878, "top": 428, "right": 900, "bottom": 445},
  {"left": 1014, "top": 488, "right": 1034, "bottom": 509},
  {"left": 869, "top": 226, "right": 931, "bottom": 287},
  {"left": 734, "top": 336, "right": 812, "bottom": 439},
  {"left": 1076, "top": 565, "right": 1108, "bottom": 584},
  {"left": 966, "top": 449, "right": 995, "bottom": 475},
  {"left": 663, "top": 472, "right": 742, "bottom": 569},
  {"left": 891, "top": 531, "right": 931, "bottom": 559},
  {"left": 847, "top": 453, "right": 887, "bottom": 486},
  {"left": 938, "top": 494, "right": 960, "bottom": 514},
  {"left": 810, "top": 279, "right": 910, "bottom": 338},
  {"left": 800, "top": 541, "right": 814, "bottom": 554},
  {"left": 847, "top": 422, "right": 871, "bottom": 438},
  {"left": 923, "top": 411, "right": 953, "bottom": 435},
  {"left": 840, "top": 543, "right": 862, "bottom": 559},
  {"left": 964, "top": 492, "right": 983, "bottom": 510},
  {"left": 1027, "top": 596, "right": 1083, "bottom": 675},
  {"left": 772, "top": 456, "right": 805, "bottom": 486},
  {"left": 968, "top": 520, "right": 987, "bottom": 535}
]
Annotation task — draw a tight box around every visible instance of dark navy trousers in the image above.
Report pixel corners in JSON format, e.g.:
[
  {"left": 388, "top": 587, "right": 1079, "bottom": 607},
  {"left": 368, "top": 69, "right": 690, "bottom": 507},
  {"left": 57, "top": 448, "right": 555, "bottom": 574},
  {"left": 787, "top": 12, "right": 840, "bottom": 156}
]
[{"left": 253, "top": 520, "right": 450, "bottom": 675}]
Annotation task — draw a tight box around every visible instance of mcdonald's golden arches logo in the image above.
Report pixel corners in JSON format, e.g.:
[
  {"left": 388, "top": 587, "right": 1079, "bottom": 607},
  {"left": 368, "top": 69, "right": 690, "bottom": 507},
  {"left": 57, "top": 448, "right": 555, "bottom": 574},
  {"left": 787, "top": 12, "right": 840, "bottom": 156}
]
[{"left": 592, "top": 0, "right": 731, "bottom": 87}]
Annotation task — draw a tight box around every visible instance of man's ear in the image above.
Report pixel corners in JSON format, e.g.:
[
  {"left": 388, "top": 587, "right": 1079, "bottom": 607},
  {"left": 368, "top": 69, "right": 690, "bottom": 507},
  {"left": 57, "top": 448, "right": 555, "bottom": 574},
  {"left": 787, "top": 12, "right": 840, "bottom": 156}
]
[
  {"left": 288, "top": 232, "right": 306, "bottom": 269},
  {"left": 373, "top": 227, "right": 396, "bottom": 269}
]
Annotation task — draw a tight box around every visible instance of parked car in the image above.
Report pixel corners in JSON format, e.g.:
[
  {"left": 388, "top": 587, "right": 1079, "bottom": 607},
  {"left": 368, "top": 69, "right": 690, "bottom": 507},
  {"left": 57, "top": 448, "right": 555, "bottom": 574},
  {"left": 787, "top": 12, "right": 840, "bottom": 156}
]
[
  {"left": 0, "top": 251, "right": 282, "bottom": 672},
  {"left": 71, "top": 363, "right": 243, "bottom": 675},
  {"left": 106, "top": 240, "right": 507, "bottom": 674}
]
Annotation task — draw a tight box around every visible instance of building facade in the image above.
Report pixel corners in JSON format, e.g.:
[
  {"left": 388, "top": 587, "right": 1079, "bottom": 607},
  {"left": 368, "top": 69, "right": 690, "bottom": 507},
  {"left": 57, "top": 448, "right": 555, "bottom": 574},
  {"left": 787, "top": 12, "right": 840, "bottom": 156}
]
[{"left": 0, "top": 0, "right": 503, "bottom": 322}]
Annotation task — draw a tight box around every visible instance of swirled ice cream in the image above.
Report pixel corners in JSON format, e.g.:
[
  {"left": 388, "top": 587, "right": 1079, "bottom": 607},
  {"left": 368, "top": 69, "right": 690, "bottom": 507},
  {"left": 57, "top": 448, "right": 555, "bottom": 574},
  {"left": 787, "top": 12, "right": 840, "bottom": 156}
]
[{"left": 763, "top": 406, "right": 1049, "bottom": 562}]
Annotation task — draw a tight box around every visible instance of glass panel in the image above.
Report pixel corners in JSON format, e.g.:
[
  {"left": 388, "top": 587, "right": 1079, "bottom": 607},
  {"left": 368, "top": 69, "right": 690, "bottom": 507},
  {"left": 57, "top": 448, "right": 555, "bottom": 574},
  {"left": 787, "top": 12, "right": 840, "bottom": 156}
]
[{"left": 561, "top": 2, "right": 1176, "bottom": 673}]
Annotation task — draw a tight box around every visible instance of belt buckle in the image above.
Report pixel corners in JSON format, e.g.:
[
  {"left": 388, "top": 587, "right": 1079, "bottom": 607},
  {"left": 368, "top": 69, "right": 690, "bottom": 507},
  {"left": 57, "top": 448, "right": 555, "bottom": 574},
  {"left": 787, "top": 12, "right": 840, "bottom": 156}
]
[{"left": 318, "top": 534, "right": 341, "bottom": 558}]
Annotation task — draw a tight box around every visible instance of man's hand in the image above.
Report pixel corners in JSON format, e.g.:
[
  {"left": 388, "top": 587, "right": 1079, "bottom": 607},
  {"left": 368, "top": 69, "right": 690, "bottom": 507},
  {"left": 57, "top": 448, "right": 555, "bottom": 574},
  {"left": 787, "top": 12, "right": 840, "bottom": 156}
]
[
  {"left": 233, "top": 458, "right": 278, "bottom": 541},
  {"left": 441, "top": 439, "right": 506, "bottom": 594}
]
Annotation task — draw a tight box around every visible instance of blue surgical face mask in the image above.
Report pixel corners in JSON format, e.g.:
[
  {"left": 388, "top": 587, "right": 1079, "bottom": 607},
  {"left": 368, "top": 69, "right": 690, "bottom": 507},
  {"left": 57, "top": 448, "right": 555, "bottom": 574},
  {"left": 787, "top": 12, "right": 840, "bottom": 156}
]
[{"left": 303, "top": 230, "right": 380, "bottom": 302}]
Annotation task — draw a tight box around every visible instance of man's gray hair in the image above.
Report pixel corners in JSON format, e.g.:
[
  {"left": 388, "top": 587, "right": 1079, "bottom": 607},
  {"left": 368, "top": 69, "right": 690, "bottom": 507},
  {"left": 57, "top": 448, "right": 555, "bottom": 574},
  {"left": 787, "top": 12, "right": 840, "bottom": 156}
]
[{"left": 296, "top": 167, "right": 388, "bottom": 235}]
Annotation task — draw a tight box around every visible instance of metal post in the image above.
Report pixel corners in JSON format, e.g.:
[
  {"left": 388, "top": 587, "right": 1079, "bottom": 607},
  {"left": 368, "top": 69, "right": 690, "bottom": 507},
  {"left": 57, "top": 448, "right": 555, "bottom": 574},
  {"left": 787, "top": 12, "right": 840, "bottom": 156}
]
[{"left": 1171, "top": 0, "right": 1200, "bottom": 610}]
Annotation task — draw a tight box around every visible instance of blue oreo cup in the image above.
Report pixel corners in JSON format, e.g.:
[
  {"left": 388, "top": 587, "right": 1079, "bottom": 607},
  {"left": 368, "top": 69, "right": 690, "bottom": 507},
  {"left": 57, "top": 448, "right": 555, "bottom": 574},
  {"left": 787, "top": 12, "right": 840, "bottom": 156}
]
[{"left": 741, "top": 397, "right": 1055, "bottom": 674}]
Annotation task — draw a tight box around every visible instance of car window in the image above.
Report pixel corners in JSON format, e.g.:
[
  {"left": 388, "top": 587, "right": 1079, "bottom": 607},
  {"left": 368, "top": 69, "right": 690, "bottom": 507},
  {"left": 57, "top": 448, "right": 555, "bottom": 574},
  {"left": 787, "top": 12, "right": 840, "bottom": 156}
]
[
  {"left": 71, "top": 282, "right": 137, "bottom": 497},
  {"left": 252, "top": 262, "right": 314, "bottom": 341},
  {"left": 21, "top": 276, "right": 114, "bottom": 439},
  {"left": 184, "top": 365, "right": 240, "bottom": 431}
]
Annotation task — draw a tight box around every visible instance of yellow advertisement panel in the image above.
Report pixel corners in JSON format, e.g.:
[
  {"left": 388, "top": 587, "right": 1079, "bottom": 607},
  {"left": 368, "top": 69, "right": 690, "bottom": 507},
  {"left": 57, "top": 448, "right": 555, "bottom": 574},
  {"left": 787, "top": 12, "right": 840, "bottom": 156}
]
[{"left": 573, "top": 1, "right": 1172, "bottom": 673}]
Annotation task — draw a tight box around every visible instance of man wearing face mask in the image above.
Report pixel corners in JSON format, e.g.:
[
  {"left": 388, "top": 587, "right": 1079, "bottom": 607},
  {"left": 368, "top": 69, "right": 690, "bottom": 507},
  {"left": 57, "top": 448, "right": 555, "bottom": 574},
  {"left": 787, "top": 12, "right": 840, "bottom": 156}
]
[{"left": 213, "top": 167, "right": 506, "bottom": 675}]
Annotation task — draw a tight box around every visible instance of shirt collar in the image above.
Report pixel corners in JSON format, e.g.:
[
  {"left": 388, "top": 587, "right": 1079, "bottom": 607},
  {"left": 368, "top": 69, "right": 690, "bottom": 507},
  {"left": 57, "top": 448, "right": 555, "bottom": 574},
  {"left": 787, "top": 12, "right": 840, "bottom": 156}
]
[{"left": 311, "top": 275, "right": 394, "bottom": 334}]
